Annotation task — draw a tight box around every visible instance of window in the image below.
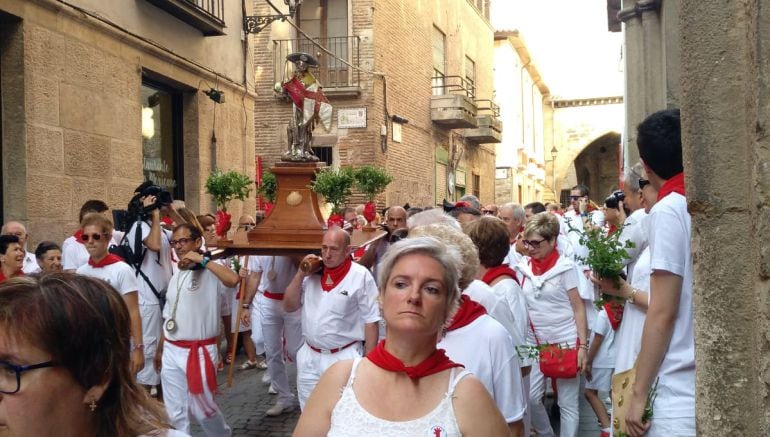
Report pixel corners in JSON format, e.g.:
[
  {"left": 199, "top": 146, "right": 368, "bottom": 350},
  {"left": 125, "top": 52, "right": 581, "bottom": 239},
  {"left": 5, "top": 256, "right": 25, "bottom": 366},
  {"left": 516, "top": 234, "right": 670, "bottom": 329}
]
[
  {"left": 432, "top": 26, "right": 446, "bottom": 96},
  {"left": 472, "top": 173, "right": 480, "bottom": 199},
  {"left": 312, "top": 146, "right": 333, "bottom": 167},
  {"left": 465, "top": 56, "right": 476, "bottom": 99},
  {"left": 518, "top": 185, "right": 523, "bottom": 203},
  {"left": 298, "top": 0, "right": 350, "bottom": 87},
  {"left": 141, "top": 79, "right": 184, "bottom": 199}
]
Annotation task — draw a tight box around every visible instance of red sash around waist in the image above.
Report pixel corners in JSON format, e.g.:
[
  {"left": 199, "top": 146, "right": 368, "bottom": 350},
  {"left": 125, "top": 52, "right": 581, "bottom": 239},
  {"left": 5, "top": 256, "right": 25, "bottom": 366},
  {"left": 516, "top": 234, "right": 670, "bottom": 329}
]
[{"left": 166, "top": 337, "right": 218, "bottom": 395}]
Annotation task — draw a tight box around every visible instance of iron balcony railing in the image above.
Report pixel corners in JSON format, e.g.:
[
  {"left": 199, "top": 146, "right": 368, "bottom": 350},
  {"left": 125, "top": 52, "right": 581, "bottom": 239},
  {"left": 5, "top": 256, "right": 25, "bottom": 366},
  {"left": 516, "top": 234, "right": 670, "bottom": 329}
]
[
  {"left": 474, "top": 99, "right": 500, "bottom": 117},
  {"left": 432, "top": 75, "right": 476, "bottom": 99},
  {"left": 188, "top": 0, "right": 224, "bottom": 23},
  {"left": 145, "top": 0, "right": 225, "bottom": 35},
  {"left": 273, "top": 36, "right": 361, "bottom": 89}
]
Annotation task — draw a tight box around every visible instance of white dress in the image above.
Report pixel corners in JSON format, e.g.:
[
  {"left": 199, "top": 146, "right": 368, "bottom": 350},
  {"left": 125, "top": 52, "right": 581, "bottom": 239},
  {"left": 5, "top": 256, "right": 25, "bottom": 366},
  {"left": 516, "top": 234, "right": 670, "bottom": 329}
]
[{"left": 328, "top": 358, "right": 471, "bottom": 437}]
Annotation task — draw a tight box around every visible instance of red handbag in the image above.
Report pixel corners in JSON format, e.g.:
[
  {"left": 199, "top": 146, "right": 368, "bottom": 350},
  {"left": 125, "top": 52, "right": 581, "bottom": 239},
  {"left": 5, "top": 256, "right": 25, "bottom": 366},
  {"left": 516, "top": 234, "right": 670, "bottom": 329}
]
[{"left": 531, "top": 321, "right": 579, "bottom": 379}]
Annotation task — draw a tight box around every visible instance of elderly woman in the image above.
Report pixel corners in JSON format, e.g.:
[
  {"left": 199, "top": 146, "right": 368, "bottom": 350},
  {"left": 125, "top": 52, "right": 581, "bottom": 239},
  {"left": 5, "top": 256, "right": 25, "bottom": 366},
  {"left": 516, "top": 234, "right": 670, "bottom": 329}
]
[
  {"left": 294, "top": 236, "right": 510, "bottom": 436},
  {"left": 0, "top": 273, "right": 186, "bottom": 436},
  {"left": 516, "top": 212, "right": 588, "bottom": 437},
  {"left": 34, "top": 241, "right": 63, "bottom": 273}
]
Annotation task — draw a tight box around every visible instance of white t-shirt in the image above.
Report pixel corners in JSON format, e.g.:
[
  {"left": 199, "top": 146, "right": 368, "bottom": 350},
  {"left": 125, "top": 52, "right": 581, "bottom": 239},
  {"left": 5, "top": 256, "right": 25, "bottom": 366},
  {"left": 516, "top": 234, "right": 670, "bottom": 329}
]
[
  {"left": 489, "top": 278, "right": 531, "bottom": 367},
  {"left": 62, "top": 232, "right": 123, "bottom": 271},
  {"left": 248, "top": 255, "right": 298, "bottom": 293},
  {"left": 163, "top": 268, "right": 226, "bottom": 341},
  {"left": 614, "top": 246, "right": 650, "bottom": 374},
  {"left": 619, "top": 208, "right": 648, "bottom": 284},
  {"left": 126, "top": 222, "right": 173, "bottom": 305},
  {"left": 504, "top": 243, "right": 523, "bottom": 268},
  {"left": 517, "top": 256, "right": 581, "bottom": 346},
  {"left": 22, "top": 252, "right": 40, "bottom": 274},
  {"left": 463, "top": 280, "right": 520, "bottom": 351},
  {"left": 590, "top": 309, "right": 617, "bottom": 369},
  {"left": 77, "top": 261, "right": 138, "bottom": 296},
  {"left": 439, "top": 314, "right": 527, "bottom": 423},
  {"left": 301, "top": 262, "right": 381, "bottom": 350},
  {"left": 647, "top": 192, "right": 694, "bottom": 419}
]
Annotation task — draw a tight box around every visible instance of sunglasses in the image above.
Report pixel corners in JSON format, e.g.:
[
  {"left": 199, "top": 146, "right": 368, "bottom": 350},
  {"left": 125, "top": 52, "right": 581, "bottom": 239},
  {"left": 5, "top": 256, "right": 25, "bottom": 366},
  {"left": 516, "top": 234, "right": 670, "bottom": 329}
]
[
  {"left": 523, "top": 238, "right": 547, "bottom": 248},
  {"left": 238, "top": 223, "right": 256, "bottom": 230},
  {"left": 81, "top": 233, "right": 108, "bottom": 242},
  {"left": 639, "top": 178, "right": 651, "bottom": 189},
  {"left": 481, "top": 210, "right": 496, "bottom": 215},
  {"left": 568, "top": 195, "right": 585, "bottom": 200},
  {"left": 169, "top": 237, "right": 194, "bottom": 247}
]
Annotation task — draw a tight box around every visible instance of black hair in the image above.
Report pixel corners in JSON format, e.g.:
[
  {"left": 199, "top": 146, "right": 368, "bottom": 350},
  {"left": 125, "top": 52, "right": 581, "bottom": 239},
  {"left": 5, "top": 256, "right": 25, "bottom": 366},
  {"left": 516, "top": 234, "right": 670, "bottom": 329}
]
[
  {"left": 79, "top": 200, "right": 109, "bottom": 223},
  {"left": 0, "top": 235, "right": 20, "bottom": 255},
  {"left": 172, "top": 223, "right": 202, "bottom": 241},
  {"left": 525, "top": 202, "right": 546, "bottom": 214},
  {"left": 35, "top": 241, "right": 61, "bottom": 260},
  {"left": 571, "top": 184, "right": 590, "bottom": 197},
  {"left": 448, "top": 206, "right": 481, "bottom": 219},
  {"left": 636, "top": 108, "right": 683, "bottom": 179}
]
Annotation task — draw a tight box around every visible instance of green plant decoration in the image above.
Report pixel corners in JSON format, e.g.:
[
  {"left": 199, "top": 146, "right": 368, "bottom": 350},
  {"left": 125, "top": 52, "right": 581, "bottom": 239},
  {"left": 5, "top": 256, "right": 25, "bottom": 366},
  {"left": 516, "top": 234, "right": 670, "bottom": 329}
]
[
  {"left": 354, "top": 165, "right": 393, "bottom": 201},
  {"left": 205, "top": 169, "right": 254, "bottom": 211},
  {"left": 310, "top": 166, "right": 356, "bottom": 215},
  {"left": 256, "top": 170, "right": 277, "bottom": 204}
]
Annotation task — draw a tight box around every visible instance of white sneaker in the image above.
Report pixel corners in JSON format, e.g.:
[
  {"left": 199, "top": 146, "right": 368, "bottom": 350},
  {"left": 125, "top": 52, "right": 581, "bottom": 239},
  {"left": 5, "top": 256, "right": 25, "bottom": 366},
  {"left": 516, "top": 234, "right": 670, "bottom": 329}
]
[
  {"left": 268, "top": 384, "right": 277, "bottom": 395},
  {"left": 265, "top": 402, "right": 295, "bottom": 417},
  {"left": 261, "top": 372, "right": 271, "bottom": 384}
]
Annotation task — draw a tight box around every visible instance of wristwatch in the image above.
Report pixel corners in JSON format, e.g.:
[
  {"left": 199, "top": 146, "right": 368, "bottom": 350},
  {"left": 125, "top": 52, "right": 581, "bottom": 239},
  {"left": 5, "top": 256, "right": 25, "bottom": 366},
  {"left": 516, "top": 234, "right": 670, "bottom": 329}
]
[
  {"left": 627, "top": 288, "right": 638, "bottom": 304},
  {"left": 242, "top": 303, "right": 250, "bottom": 309}
]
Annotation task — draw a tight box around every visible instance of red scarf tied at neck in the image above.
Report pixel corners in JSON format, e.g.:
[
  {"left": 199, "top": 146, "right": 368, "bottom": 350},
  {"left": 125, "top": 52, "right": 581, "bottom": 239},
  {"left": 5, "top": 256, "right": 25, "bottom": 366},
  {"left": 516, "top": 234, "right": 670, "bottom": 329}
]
[
  {"left": 366, "top": 340, "right": 463, "bottom": 379},
  {"left": 482, "top": 264, "right": 519, "bottom": 286},
  {"left": 0, "top": 270, "right": 24, "bottom": 283},
  {"left": 321, "top": 256, "right": 352, "bottom": 292},
  {"left": 657, "top": 172, "right": 686, "bottom": 201},
  {"left": 74, "top": 229, "right": 85, "bottom": 245},
  {"left": 529, "top": 248, "right": 560, "bottom": 276},
  {"left": 88, "top": 254, "right": 124, "bottom": 268},
  {"left": 446, "top": 295, "right": 487, "bottom": 331}
]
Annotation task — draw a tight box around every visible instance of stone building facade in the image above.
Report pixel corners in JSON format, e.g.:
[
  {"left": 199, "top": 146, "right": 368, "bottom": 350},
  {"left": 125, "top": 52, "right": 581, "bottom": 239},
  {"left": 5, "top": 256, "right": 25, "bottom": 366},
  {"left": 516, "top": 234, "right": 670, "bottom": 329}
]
[
  {"left": 0, "top": 0, "right": 257, "bottom": 246},
  {"left": 251, "top": 0, "right": 497, "bottom": 209}
]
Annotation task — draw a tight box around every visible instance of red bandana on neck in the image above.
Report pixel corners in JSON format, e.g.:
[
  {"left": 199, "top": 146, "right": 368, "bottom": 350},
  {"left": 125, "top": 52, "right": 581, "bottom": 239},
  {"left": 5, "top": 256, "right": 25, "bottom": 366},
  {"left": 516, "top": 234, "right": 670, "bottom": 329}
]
[
  {"left": 0, "top": 270, "right": 23, "bottom": 283},
  {"left": 607, "top": 224, "right": 618, "bottom": 236},
  {"left": 88, "top": 254, "right": 124, "bottom": 268},
  {"left": 366, "top": 340, "right": 463, "bottom": 379},
  {"left": 321, "top": 256, "right": 352, "bottom": 292},
  {"left": 482, "top": 264, "right": 519, "bottom": 286},
  {"left": 74, "top": 229, "right": 85, "bottom": 245},
  {"left": 657, "top": 172, "right": 686, "bottom": 201},
  {"left": 446, "top": 295, "right": 487, "bottom": 331},
  {"left": 529, "top": 249, "right": 560, "bottom": 276},
  {"left": 603, "top": 301, "right": 625, "bottom": 331}
]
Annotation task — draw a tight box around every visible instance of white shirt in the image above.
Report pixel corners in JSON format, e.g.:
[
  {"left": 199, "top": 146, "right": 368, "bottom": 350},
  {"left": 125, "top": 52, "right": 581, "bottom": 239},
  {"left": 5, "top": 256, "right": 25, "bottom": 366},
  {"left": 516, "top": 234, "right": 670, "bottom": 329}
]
[
  {"left": 62, "top": 232, "right": 123, "bottom": 271},
  {"left": 22, "top": 252, "right": 40, "bottom": 274},
  {"left": 590, "top": 309, "right": 617, "bottom": 369},
  {"left": 619, "top": 208, "right": 648, "bottom": 284},
  {"left": 489, "top": 278, "right": 532, "bottom": 367},
  {"left": 77, "top": 261, "right": 138, "bottom": 296},
  {"left": 647, "top": 192, "right": 694, "bottom": 419},
  {"left": 248, "top": 255, "right": 298, "bottom": 293},
  {"left": 517, "top": 256, "right": 581, "bottom": 346},
  {"left": 614, "top": 246, "right": 650, "bottom": 374},
  {"left": 163, "top": 268, "right": 226, "bottom": 341},
  {"left": 300, "top": 262, "right": 381, "bottom": 349},
  {"left": 439, "top": 314, "right": 527, "bottom": 423},
  {"left": 126, "top": 222, "right": 173, "bottom": 305},
  {"left": 463, "top": 280, "right": 520, "bottom": 352}
]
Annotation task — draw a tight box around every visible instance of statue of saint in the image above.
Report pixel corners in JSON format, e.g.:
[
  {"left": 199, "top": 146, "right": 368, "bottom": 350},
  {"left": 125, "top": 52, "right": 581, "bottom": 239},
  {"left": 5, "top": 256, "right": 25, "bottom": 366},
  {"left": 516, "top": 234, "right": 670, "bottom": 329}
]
[{"left": 277, "top": 52, "right": 333, "bottom": 162}]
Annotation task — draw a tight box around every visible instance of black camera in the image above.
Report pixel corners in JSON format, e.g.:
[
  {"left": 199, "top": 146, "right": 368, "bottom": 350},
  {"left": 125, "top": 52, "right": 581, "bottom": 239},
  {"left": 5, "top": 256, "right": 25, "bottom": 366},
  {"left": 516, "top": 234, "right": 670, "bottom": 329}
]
[
  {"left": 605, "top": 190, "right": 630, "bottom": 216},
  {"left": 137, "top": 182, "right": 173, "bottom": 211}
]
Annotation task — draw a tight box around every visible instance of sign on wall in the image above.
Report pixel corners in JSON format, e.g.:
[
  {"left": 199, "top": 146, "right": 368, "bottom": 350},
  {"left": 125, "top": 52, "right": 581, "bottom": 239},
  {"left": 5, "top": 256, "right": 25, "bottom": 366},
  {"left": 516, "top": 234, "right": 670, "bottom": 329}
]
[{"left": 338, "top": 107, "right": 367, "bottom": 128}]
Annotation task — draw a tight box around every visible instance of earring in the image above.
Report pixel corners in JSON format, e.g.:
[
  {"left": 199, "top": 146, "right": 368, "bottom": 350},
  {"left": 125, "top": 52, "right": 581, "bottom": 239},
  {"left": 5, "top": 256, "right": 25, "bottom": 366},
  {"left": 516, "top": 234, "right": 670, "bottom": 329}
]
[{"left": 88, "top": 399, "right": 97, "bottom": 412}]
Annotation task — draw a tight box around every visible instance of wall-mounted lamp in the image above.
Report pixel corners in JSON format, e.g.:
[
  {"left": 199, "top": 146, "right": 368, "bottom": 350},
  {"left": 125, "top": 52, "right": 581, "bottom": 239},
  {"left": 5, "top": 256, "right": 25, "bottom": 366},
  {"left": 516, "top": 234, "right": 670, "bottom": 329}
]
[
  {"left": 204, "top": 88, "right": 225, "bottom": 104},
  {"left": 391, "top": 114, "right": 409, "bottom": 124},
  {"left": 141, "top": 107, "right": 155, "bottom": 139},
  {"left": 244, "top": 0, "right": 303, "bottom": 34}
]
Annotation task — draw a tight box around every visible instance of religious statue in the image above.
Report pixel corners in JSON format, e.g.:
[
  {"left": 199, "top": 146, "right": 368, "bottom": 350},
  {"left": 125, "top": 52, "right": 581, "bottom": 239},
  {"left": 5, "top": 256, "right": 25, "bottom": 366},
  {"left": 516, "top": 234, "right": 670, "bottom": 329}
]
[{"left": 276, "top": 52, "right": 333, "bottom": 162}]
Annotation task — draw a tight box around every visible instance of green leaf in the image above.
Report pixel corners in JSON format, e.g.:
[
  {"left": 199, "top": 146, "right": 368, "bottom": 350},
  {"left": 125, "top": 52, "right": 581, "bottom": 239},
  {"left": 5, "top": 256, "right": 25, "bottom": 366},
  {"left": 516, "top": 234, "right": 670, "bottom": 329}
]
[
  {"left": 565, "top": 216, "right": 635, "bottom": 282},
  {"left": 256, "top": 170, "right": 277, "bottom": 204},
  {"left": 309, "top": 167, "right": 356, "bottom": 214},
  {"left": 353, "top": 165, "right": 393, "bottom": 201},
  {"left": 204, "top": 169, "right": 254, "bottom": 211}
]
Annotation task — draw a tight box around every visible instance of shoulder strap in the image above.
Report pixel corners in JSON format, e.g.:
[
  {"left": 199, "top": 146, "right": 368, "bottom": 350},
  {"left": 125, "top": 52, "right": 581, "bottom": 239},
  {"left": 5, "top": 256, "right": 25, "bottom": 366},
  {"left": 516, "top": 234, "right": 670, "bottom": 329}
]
[
  {"left": 129, "top": 219, "right": 161, "bottom": 301},
  {"left": 447, "top": 368, "right": 472, "bottom": 396},
  {"left": 529, "top": 319, "right": 541, "bottom": 346},
  {"left": 347, "top": 357, "right": 363, "bottom": 387}
]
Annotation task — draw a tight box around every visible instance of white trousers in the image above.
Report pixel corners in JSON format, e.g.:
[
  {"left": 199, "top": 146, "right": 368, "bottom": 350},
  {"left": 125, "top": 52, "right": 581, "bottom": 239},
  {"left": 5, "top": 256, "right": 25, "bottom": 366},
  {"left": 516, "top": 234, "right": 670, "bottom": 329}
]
[
  {"left": 257, "top": 293, "right": 303, "bottom": 406},
  {"left": 137, "top": 303, "right": 161, "bottom": 385},
  {"left": 161, "top": 341, "right": 231, "bottom": 436},
  {"left": 296, "top": 342, "right": 362, "bottom": 410},
  {"left": 529, "top": 365, "right": 580, "bottom": 437}
]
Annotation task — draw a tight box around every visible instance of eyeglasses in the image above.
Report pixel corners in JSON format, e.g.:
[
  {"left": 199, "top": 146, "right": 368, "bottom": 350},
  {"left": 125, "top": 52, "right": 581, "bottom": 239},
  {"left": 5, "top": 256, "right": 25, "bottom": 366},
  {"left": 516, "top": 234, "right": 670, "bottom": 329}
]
[
  {"left": 481, "top": 209, "right": 496, "bottom": 215},
  {"left": 0, "top": 360, "right": 56, "bottom": 394},
  {"left": 169, "top": 237, "right": 194, "bottom": 247},
  {"left": 81, "top": 233, "right": 107, "bottom": 242},
  {"left": 568, "top": 195, "right": 584, "bottom": 200},
  {"left": 639, "top": 178, "right": 651, "bottom": 189},
  {"left": 523, "top": 238, "right": 547, "bottom": 248},
  {"left": 238, "top": 223, "right": 256, "bottom": 230}
]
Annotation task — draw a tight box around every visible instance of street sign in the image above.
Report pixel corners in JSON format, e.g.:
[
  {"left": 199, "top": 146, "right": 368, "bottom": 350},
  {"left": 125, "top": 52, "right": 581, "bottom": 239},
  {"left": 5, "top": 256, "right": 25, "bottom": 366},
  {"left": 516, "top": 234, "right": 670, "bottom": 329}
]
[{"left": 338, "top": 107, "right": 367, "bottom": 128}]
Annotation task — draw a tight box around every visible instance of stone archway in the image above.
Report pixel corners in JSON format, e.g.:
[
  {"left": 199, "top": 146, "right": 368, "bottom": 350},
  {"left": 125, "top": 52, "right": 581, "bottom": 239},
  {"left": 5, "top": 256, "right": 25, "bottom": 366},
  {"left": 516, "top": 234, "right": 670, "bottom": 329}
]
[{"left": 572, "top": 132, "right": 622, "bottom": 203}]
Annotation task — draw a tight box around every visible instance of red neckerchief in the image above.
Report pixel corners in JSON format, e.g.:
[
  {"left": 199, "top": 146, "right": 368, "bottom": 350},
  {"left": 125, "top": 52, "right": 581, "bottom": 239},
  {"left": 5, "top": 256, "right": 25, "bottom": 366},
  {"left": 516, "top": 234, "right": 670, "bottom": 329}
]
[
  {"left": 446, "top": 295, "right": 487, "bottom": 331},
  {"left": 366, "top": 340, "right": 463, "bottom": 379},
  {"left": 74, "top": 229, "right": 85, "bottom": 245},
  {"left": 608, "top": 224, "right": 618, "bottom": 235},
  {"left": 482, "top": 264, "right": 519, "bottom": 286},
  {"left": 321, "top": 256, "right": 352, "bottom": 292},
  {"left": 529, "top": 249, "right": 560, "bottom": 276},
  {"left": 657, "top": 172, "right": 686, "bottom": 201},
  {"left": 88, "top": 254, "right": 124, "bottom": 268},
  {"left": 603, "top": 301, "right": 625, "bottom": 330},
  {"left": 0, "top": 270, "right": 23, "bottom": 283}
]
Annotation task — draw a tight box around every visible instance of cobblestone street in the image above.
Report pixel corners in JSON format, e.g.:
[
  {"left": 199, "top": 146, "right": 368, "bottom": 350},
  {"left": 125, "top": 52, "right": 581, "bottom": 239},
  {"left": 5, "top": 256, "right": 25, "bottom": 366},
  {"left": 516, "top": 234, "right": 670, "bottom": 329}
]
[{"left": 190, "top": 357, "right": 299, "bottom": 437}]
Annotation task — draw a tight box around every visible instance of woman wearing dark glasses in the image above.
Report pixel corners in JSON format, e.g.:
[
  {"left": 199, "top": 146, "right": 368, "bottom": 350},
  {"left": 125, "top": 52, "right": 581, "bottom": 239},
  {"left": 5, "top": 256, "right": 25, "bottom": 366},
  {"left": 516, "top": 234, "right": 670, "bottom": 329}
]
[{"left": 515, "top": 212, "right": 588, "bottom": 437}]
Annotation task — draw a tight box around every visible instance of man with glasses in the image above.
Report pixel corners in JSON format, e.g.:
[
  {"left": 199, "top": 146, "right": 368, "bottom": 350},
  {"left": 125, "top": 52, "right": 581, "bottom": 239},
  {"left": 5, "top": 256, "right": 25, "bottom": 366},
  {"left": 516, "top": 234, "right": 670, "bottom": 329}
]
[
  {"left": 482, "top": 204, "right": 499, "bottom": 216},
  {"left": 75, "top": 213, "right": 144, "bottom": 375},
  {"left": 618, "top": 162, "right": 649, "bottom": 284},
  {"left": 284, "top": 227, "right": 380, "bottom": 410},
  {"left": 1, "top": 221, "right": 40, "bottom": 274},
  {"left": 499, "top": 203, "right": 527, "bottom": 267}
]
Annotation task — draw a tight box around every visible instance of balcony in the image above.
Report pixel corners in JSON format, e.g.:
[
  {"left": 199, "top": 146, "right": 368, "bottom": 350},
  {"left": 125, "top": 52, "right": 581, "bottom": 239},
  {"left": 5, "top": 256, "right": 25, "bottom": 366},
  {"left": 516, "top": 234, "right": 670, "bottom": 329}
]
[
  {"left": 273, "top": 36, "right": 361, "bottom": 97},
  {"left": 145, "top": 0, "right": 225, "bottom": 36},
  {"left": 431, "top": 76, "right": 478, "bottom": 129},
  {"left": 462, "top": 100, "right": 502, "bottom": 143}
]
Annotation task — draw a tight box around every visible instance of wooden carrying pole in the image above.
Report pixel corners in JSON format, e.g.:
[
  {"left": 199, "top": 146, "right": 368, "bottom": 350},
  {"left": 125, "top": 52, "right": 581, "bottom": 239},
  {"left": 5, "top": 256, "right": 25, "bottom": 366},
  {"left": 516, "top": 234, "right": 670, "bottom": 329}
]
[{"left": 227, "top": 255, "right": 249, "bottom": 387}]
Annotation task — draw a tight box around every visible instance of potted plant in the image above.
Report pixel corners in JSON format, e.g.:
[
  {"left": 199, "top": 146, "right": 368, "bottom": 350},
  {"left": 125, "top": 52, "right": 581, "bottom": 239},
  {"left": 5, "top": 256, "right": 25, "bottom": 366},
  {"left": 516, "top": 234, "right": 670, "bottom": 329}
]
[
  {"left": 205, "top": 169, "right": 254, "bottom": 238},
  {"left": 310, "top": 166, "right": 355, "bottom": 228},
  {"left": 256, "top": 169, "right": 277, "bottom": 216},
  {"left": 354, "top": 165, "right": 393, "bottom": 228}
]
